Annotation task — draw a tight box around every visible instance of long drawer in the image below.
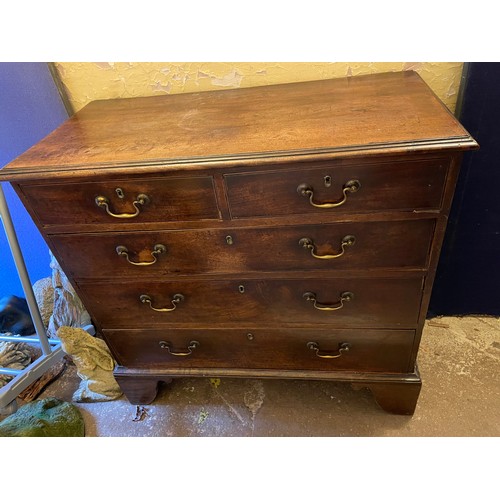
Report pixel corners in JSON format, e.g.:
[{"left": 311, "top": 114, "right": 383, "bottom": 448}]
[
  {"left": 51, "top": 219, "right": 435, "bottom": 278},
  {"left": 19, "top": 175, "right": 220, "bottom": 227},
  {"left": 225, "top": 157, "right": 450, "bottom": 218},
  {"left": 102, "top": 327, "right": 416, "bottom": 373},
  {"left": 78, "top": 277, "right": 423, "bottom": 329}
]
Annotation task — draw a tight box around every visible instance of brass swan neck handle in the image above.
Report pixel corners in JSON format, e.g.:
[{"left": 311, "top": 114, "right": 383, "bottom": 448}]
[
  {"left": 95, "top": 193, "right": 150, "bottom": 218},
  {"left": 116, "top": 244, "right": 167, "bottom": 266},
  {"left": 297, "top": 180, "right": 360, "bottom": 208},
  {"left": 299, "top": 235, "right": 355, "bottom": 259},
  {"left": 303, "top": 291, "right": 354, "bottom": 311},
  {"left": 140, "top": 293, "right": 184, "bottom": 312}
]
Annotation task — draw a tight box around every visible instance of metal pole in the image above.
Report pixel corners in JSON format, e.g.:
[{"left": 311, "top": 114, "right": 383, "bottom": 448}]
[
  {"left": 0, "top": 182, "right": 51, "bottom": 355},
  {"left": 0, "top": 334, "right": 60, "bottom": 345}
]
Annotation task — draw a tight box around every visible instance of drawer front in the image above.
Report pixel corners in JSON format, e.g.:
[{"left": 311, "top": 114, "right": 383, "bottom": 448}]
[
  {"left": 225, "top": 158, "right": 449, "bottom": 218},
  {"left": 51, "top": 219, "right": 435, "bottom": 278},
  {"left": 79, "top": 277, "right": 423, "bottom": 329},
  {"left": 20, "top": 176, "right": 219, "bottom": 226},
  {"left": 102, "top": 327, "right": 415, "bottom": 373}
]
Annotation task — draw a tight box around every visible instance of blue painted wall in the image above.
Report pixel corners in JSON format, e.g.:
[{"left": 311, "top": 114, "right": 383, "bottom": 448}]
[{"left": 0, "top": 63, "right": 68, "bottom": 298}]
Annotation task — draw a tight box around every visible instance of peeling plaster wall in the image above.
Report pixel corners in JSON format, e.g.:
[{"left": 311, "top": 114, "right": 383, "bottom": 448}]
[{"left": 55, "top": 62, "right": 463, "bottom": 114}]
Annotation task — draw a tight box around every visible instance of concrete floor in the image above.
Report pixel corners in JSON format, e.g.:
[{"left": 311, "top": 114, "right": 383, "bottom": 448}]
[{"left": 6, "top": 316, "right": 500, "bottom": 437}]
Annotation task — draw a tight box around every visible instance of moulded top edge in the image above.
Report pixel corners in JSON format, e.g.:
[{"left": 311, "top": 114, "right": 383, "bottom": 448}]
[{"left": 0, "top": 136, "right": 479, "bottom": 183}]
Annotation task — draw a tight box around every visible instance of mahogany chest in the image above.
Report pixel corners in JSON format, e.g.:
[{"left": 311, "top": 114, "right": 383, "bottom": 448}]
[{"left": 0, "top": 71, "right": 478, "bottom": 414}]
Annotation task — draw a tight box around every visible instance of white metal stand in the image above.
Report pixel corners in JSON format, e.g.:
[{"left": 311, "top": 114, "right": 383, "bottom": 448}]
[{"left": 0, "top": 182, "right": 64, "bottom": 415}]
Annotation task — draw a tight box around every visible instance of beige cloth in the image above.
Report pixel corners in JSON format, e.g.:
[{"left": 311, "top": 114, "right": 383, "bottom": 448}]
[{"left": 57, "top": 326, "right": 122, "bottom": 402}]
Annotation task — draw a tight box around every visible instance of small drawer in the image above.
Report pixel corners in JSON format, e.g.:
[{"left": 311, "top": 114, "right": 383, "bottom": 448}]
[
  {"left": 225, "top": 157, "right": 449, "bottom": 218},
  {"left": 79, "top": 276, "right": 423, "bottom": 329},
  {"left": 51, "top": 219, "right": 435, "bottom": 279},
  {"left": 102, "top": 327, "right": 416, "bottom": 373},
  {"left": 19, "top": 175, "right": 220, "bottom": 227}
]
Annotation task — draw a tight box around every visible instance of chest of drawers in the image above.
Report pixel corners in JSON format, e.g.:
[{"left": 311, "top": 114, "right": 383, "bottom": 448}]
[{"left": 0, "top": 71, "right": 477, "bottom": 414}]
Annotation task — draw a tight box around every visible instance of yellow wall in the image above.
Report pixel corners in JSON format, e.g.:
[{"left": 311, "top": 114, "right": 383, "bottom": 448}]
[{"left": 55, "top": 62, "right": 464, "bottom": 114}]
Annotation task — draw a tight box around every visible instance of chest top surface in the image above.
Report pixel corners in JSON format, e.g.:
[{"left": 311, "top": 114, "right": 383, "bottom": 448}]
[{"left": 0, "top": 71, "right": 477, "bottom": 181}]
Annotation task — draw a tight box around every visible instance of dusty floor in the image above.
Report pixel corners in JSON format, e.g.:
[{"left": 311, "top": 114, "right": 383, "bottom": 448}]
[{"left": 4, "top": 316, "right": 500, "bottom": 437}]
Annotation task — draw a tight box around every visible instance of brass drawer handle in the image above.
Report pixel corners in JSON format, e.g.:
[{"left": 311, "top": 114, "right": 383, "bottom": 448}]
[
  {"left": 95, "top": 193, "right": 150, "bottom": 218},
  {"left": 297, "top": 180, "right": 361, "bottom": 208},
  {"left": 299, "top": 235, "right": 355, "bottom": 259},
  {"left": 307, "top": 341, "right": 351, "bottom": 359},
  {"left": 116, "top": 244, "right": 167, "bottom": 266},
  {"left": 303, "top": 291, "right": 354, "bottom": 311},
  {"left": 159, "top": 340, "right": 199, "bottom": 356},
  {"left": 140, "top": 293, "right": 184, "bottom": 312}
]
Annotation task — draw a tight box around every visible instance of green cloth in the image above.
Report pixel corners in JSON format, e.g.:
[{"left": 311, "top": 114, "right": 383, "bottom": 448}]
[{"left": 0, "top": 397, "right": 84, "bottom": 437}]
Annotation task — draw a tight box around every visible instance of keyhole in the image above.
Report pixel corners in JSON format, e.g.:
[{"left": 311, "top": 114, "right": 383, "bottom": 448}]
[
  {"left": 238, "top": 285, "right": 245, "bottom": 293},
  {"left": 324, "top": 175, "right": 332, "bottom": 188},
  {"left": 226, "top": 235, "right": 233, "bottom": 245},
  {"left": 115, "top": 187, "right": 125, "bottom": 199}
]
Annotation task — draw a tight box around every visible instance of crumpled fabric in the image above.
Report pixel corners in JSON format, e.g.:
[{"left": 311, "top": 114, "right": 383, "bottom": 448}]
[
  {"left": 0, "top": 339, "right": 32, "bottom": 388},
  {"left": 57, "top": 326, "right": 122, "bottom": 402}
]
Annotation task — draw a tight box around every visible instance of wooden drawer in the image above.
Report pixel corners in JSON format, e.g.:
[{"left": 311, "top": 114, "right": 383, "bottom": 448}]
[
  {"left": 225, "top": 158, "right": 449, "bottom": 218},
  {"left": 51, "top": 219, "right": 435, "bottom": 278},
  {"left": 102, "top": 327, "right": 416, "bottom": 373},
  {"left": 78, "top": 277, "right": 423, "bottom": 329},
  {"left": 19, "top": 175, "right": 220, "bottom": 227}
]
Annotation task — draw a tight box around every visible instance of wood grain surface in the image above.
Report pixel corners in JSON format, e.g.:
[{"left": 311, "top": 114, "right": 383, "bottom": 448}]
[
  {"left": 49, "top": 219, "right": 435, "bottom": 278},
  {"left": 77, "top": 277, "right": 423, "bottom": 329},
  {"left": 0, "top": 71, "right": 477, "bottom": 180},
  {"left": 103, "top": 327, "right": 416, "bottom": 373}
]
